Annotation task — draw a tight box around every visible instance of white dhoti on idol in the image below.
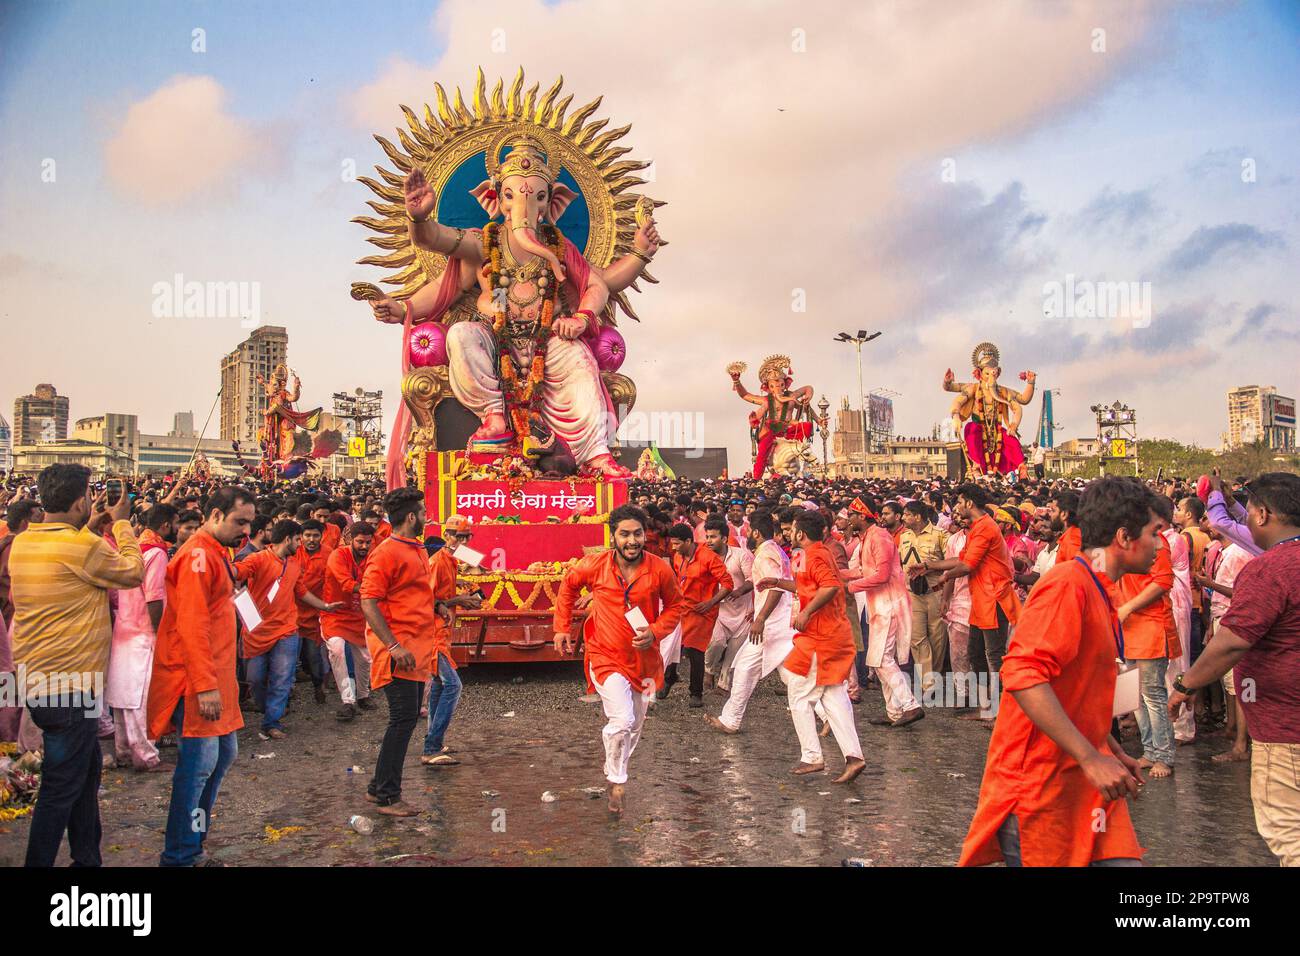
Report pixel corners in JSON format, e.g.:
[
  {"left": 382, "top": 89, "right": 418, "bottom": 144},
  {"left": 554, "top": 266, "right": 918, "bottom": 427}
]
[{"left": 446, "top": 320, "right": 612, "bottom": 464}]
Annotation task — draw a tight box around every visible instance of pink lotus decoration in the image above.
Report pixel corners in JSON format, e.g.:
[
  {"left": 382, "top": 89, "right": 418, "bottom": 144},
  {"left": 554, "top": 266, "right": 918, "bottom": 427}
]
[
  {"left": 593, "top": 326, "right": 626, "bottom": 372},
  {"left": 409, "top": 322, "right": 447, "bottom": 367}
]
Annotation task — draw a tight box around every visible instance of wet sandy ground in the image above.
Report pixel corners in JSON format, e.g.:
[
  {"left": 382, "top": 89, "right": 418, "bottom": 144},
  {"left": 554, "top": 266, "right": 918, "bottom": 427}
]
[{"left": 0, "top": 663, "right": 1276, "bottom": 867}]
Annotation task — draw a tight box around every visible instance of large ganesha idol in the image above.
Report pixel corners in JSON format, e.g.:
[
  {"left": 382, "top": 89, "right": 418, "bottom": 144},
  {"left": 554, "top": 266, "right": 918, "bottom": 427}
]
[
  {"left": 351, "top": 68, "right": 663, "bottom": 489},
  {"left": 728, "top": 355, "right": 822, "bottom": 478},
  {"left": 943, "top": 341, "right": 1036, "bottom": 477}
]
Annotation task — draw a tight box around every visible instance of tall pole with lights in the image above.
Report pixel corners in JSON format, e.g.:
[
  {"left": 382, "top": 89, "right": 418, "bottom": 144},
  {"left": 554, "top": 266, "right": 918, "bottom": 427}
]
[
  {"left": 817, "top": 394, "right": 831, "bottom": 477},
  {"left": 834, "top": 330, "right": 882, "bottom": 477}
]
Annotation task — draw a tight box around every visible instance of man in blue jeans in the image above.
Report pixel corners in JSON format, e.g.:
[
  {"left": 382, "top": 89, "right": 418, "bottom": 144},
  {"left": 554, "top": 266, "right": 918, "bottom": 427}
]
[
  {"left": 421, "top": 515, "right": 481, "bottom": 767},
  {"left": 162, "top": 698, "right": 237, "bottom": 866},
  {"left": 10, "top": 464, "right": 142, "bottom": 867},
  {"left": 148, "top": 485, "right": 255, "bottom": 867},
  {"left": 236, "top": 520, "right": 340, "bottom": 740}
]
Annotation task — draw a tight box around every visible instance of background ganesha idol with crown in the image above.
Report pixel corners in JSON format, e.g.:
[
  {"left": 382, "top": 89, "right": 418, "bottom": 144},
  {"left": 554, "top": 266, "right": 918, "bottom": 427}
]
[
  {"left": 943, "top": 342, "right": 1036, "bottom": 477},
  {"left": 728, "top": 355, "right": 820, "bottom": 478},
  {"left": 363, "top": 121, "right": 662, "bottom": 486}
]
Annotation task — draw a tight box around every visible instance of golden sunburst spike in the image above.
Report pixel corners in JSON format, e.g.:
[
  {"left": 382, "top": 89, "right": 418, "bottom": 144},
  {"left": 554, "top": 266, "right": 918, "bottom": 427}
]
[
  {"left": 563, "top": 96, "right": 602, "bottom": 137},
  {"left": 490, "top": 77, "right": 505, "bottom": 119},
  {"left": 535, "top": 75, "right": 563, "bottom": 125},
  {"left": 507, "top": 67, "right": 525, "bottom": 119},
  {"left": 472, "top": 68, "right": 488, "bottom": 121},
  {"left": 434, "top": 83, "right": 457, "bottom": 130}
]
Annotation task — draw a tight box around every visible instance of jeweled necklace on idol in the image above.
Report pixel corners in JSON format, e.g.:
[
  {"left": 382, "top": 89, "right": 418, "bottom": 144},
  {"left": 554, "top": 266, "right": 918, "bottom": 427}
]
[{"left": 482, "top": 221, "right": 567, "bottom": 453}]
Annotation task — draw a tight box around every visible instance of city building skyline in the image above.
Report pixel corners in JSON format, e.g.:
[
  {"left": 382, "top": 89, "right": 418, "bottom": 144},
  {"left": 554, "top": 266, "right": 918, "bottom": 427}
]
[{"left": 219, "top": 325, "right": 289, "bottom": 449}]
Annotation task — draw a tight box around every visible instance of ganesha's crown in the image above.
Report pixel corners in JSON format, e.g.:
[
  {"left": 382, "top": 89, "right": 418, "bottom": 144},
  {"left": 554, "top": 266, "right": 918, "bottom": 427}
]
[{"left": 493, "top": 136, "right": 557, "bottom": 185}]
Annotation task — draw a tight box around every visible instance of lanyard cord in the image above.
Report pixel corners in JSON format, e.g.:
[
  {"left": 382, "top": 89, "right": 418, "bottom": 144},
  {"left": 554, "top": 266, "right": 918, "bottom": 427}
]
[{"left": 1074, "top": 556, "right": 1125, "bottom": 660}]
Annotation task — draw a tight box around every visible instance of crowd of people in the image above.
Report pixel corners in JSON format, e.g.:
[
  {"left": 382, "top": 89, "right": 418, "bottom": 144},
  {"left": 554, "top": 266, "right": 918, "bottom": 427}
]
[{"left": 0, "top": 461, "right": 1297, "bottom": 866}]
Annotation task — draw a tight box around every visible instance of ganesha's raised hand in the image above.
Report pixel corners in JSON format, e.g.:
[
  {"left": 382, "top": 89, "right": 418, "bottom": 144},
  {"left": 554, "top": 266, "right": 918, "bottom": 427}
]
[
  {"left": 633, "top": 220, "right": 660, "bottom": 259},
  {"left": 943, "top": 368, "right": 956, "bottom": 389},
  {"left": 371, "top": 296, "right": 405, "bottom": 325},
  {"left": 404, "top": 168, "right": 436, "bottom": 221},
  {"left": 553, "top": 315, "right": 587, "bottom": 341}
]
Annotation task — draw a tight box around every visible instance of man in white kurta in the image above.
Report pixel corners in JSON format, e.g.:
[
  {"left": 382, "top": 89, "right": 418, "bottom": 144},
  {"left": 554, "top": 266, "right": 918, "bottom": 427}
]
[
  {"left": 845, "top": 504, "right": 921, "bottom": 726},
  {"left": 706, "top": 540, "right": 755, "bottom": 692},
  {"left": 106, "top": 529, "right": 170, "bottom": 770},
  {"left": 942, "top": 519, "right": 974, "bottom": 707},
  {"left": 1162, "top": 526, "right": 1195, "bottom": 744},
  {"left": 708, "top": 516, "right": 798, "bottom": 733}
]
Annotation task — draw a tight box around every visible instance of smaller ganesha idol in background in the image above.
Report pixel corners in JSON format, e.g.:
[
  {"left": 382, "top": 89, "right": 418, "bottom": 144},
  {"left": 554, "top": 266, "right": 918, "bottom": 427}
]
[
  {"left": 943, "top": 341, "right": 1036, "bottom": 477},
  {"left": 728, "top": 355, "right": 821, "bottom": 479}
]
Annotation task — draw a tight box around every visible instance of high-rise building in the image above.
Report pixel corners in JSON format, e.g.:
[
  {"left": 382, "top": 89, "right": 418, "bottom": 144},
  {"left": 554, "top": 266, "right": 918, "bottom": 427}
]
[
  {"left": 0, "top": 414, "right": 11, "bottom": 473},
  {"left": 829, "top": 397, "right": 866, "bottom": 475},
  {"left": 220, "top": 326, "right": 288, "bottom": 448},
  {"left": 169, "top": 411, "right": 196, "bottom": 438},
  {"left": 13, "top": 384, "right": 70, "bottom": 445},
  {"left": 72, "top": 413, "right": 139, "bottom": 465},
  {"left": 1227, "top": 385, "right": 1296, "bottom": 450}
]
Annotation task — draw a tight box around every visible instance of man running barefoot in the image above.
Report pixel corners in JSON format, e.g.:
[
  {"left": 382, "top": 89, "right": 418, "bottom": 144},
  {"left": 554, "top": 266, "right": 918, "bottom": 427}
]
[
  {"left": 554, "top": 506, "right": 685, "bottom": 815},
  {"left": 758, "top": 510, "right": 865, "bottom": 784}
]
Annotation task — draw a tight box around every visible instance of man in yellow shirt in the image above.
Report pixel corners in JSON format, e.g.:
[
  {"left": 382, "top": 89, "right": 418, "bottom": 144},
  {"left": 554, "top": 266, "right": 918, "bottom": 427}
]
[{"left": 10, "top": 464, "right": 142, "bottom": 867}]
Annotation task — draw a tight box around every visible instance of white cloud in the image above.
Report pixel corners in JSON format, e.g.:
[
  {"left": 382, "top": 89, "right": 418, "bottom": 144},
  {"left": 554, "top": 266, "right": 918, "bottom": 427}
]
[{"left": 104, "top": 75, "right": 265, "bottom": 204}]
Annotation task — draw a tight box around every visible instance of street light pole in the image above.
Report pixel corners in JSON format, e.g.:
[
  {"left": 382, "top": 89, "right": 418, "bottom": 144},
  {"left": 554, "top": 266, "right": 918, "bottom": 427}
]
[{"left": 835, "top": 330, "right": 881, "bottom": 479}]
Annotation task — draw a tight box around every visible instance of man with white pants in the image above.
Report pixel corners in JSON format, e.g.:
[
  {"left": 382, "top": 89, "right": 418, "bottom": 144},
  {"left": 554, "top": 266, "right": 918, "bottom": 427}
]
[
  {"left": 554, "top": 505, "right": 685, "bottom": 815},
  {"left": 761, "top": 509, "right": 865, "bottom": 783},
  {"left": 845, "top": 497, "right": 922, "bottom": 728},
  {"left": 705, "top": 529, "right": 755, "bottom": 692},
  {"left": 707, "top": 512, "right": 798, "bottom": 733},
  {"left": 321, "top": 525, "right": 376, "bottom": 721}
]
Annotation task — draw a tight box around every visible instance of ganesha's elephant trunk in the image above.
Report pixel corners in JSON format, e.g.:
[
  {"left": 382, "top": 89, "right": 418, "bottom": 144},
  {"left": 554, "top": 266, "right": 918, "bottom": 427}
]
[{"left": 510, "top": 206, "right": 567, "bottom": 285}]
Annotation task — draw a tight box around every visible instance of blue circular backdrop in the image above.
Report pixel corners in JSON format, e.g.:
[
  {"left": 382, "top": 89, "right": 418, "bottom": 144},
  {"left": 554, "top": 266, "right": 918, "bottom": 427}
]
[{"left": 436, "top": 149, "right": 591, "bottom": 252}]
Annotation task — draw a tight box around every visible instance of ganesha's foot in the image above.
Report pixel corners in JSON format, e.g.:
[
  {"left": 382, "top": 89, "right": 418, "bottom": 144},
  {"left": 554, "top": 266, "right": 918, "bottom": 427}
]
[
  {"left": 469, "top": 413, "right": 513, "bottom": 449},
  {"left": 581, "top": 453, "right": 633, "bottom": 479}
]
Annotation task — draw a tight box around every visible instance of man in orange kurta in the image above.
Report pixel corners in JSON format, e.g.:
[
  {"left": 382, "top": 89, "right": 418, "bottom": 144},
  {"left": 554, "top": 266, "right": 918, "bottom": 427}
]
[
  {"left": 420, "top": 515, "right": 483, "bottom": 766},
  {"left": 961, "top": 476, "right": 1156, "bottom": 867},
  {"left": 235, "top": 520, "right": 336, "bottom": 739},
  {"left": 762, "top": 510, "right": 865, "bottom": 783},
  {"left": 663, "top": 522, "right": 732, "bottom": 705},
  {"left": 147, "top": 487, "right": 255, "bottom": 867},
  {"left": 554, "top": 505, "right": 684, "bottom": 814},
  {"left": 321, "top": 524, "right": 374, "bottom": 719},
  {"left": 359, "top": 488, "right": 439, "bottom": 816},
  {"left": 933, "top": 484, "right": 1021, "bottom": 716},
  {"left": 1116, "top": 531, "right": 1179, "bottom": 776},
  {"left": 1050, "top": 490, "right": 1082, "bottom": 565},
  {"left": 294, "top": 519, "right": 333, "bottom": 704}
]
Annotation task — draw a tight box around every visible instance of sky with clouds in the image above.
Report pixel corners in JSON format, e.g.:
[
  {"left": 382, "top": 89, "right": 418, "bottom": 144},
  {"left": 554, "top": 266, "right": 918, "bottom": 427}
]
[{"left": 1, "top": 0, "right": 1297, "bottom": 468}]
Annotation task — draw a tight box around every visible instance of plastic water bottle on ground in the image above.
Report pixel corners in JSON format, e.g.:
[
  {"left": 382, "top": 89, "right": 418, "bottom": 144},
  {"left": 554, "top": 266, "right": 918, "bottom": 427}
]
[{"left": 349, "top": 814, "right": 374, "bottom": 834}]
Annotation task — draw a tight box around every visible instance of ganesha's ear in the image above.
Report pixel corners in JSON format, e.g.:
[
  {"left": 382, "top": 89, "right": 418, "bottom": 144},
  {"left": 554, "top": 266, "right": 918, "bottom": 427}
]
[
  {"left": 548, "top": 183, "right": 578, "bottom": 223},
  {"left": 470, "top": 180, "right": 500, "bottom": 219}
]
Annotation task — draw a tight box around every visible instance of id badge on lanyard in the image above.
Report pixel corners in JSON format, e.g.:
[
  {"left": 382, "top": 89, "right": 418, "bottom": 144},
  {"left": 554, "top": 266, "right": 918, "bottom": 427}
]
[
  {"left": 1074, "top": 557, "right": 1137, "bottom": 718},
  {"left": 224, "top": 557, "right": 263, "bottom": 631}
]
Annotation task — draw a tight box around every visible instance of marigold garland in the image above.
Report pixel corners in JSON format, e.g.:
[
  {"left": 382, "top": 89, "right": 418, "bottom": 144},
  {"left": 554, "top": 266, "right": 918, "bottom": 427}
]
[{"left": 480, "top": 222, "right": 568, "bottom": 459}]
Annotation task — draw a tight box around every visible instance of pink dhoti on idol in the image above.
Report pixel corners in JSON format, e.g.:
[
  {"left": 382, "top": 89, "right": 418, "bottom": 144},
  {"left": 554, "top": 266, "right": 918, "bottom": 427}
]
[{"left": 962, "top": 421, "right": 1025, "bottom": 475}]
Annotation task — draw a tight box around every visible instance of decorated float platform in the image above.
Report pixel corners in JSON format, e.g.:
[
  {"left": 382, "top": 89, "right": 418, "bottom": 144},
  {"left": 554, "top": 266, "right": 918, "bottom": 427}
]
[
  {"left": 424, "top": 450, "right": 627, "bottom": 664},
  {"left": 350, "top": 67, "right": 664, "bottom": 664}
]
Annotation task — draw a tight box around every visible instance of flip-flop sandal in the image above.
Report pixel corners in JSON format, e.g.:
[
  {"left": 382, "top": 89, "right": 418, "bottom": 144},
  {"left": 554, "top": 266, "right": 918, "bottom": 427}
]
[{"left": 421, "top": 754, "right": 460, "bottom": 767}]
